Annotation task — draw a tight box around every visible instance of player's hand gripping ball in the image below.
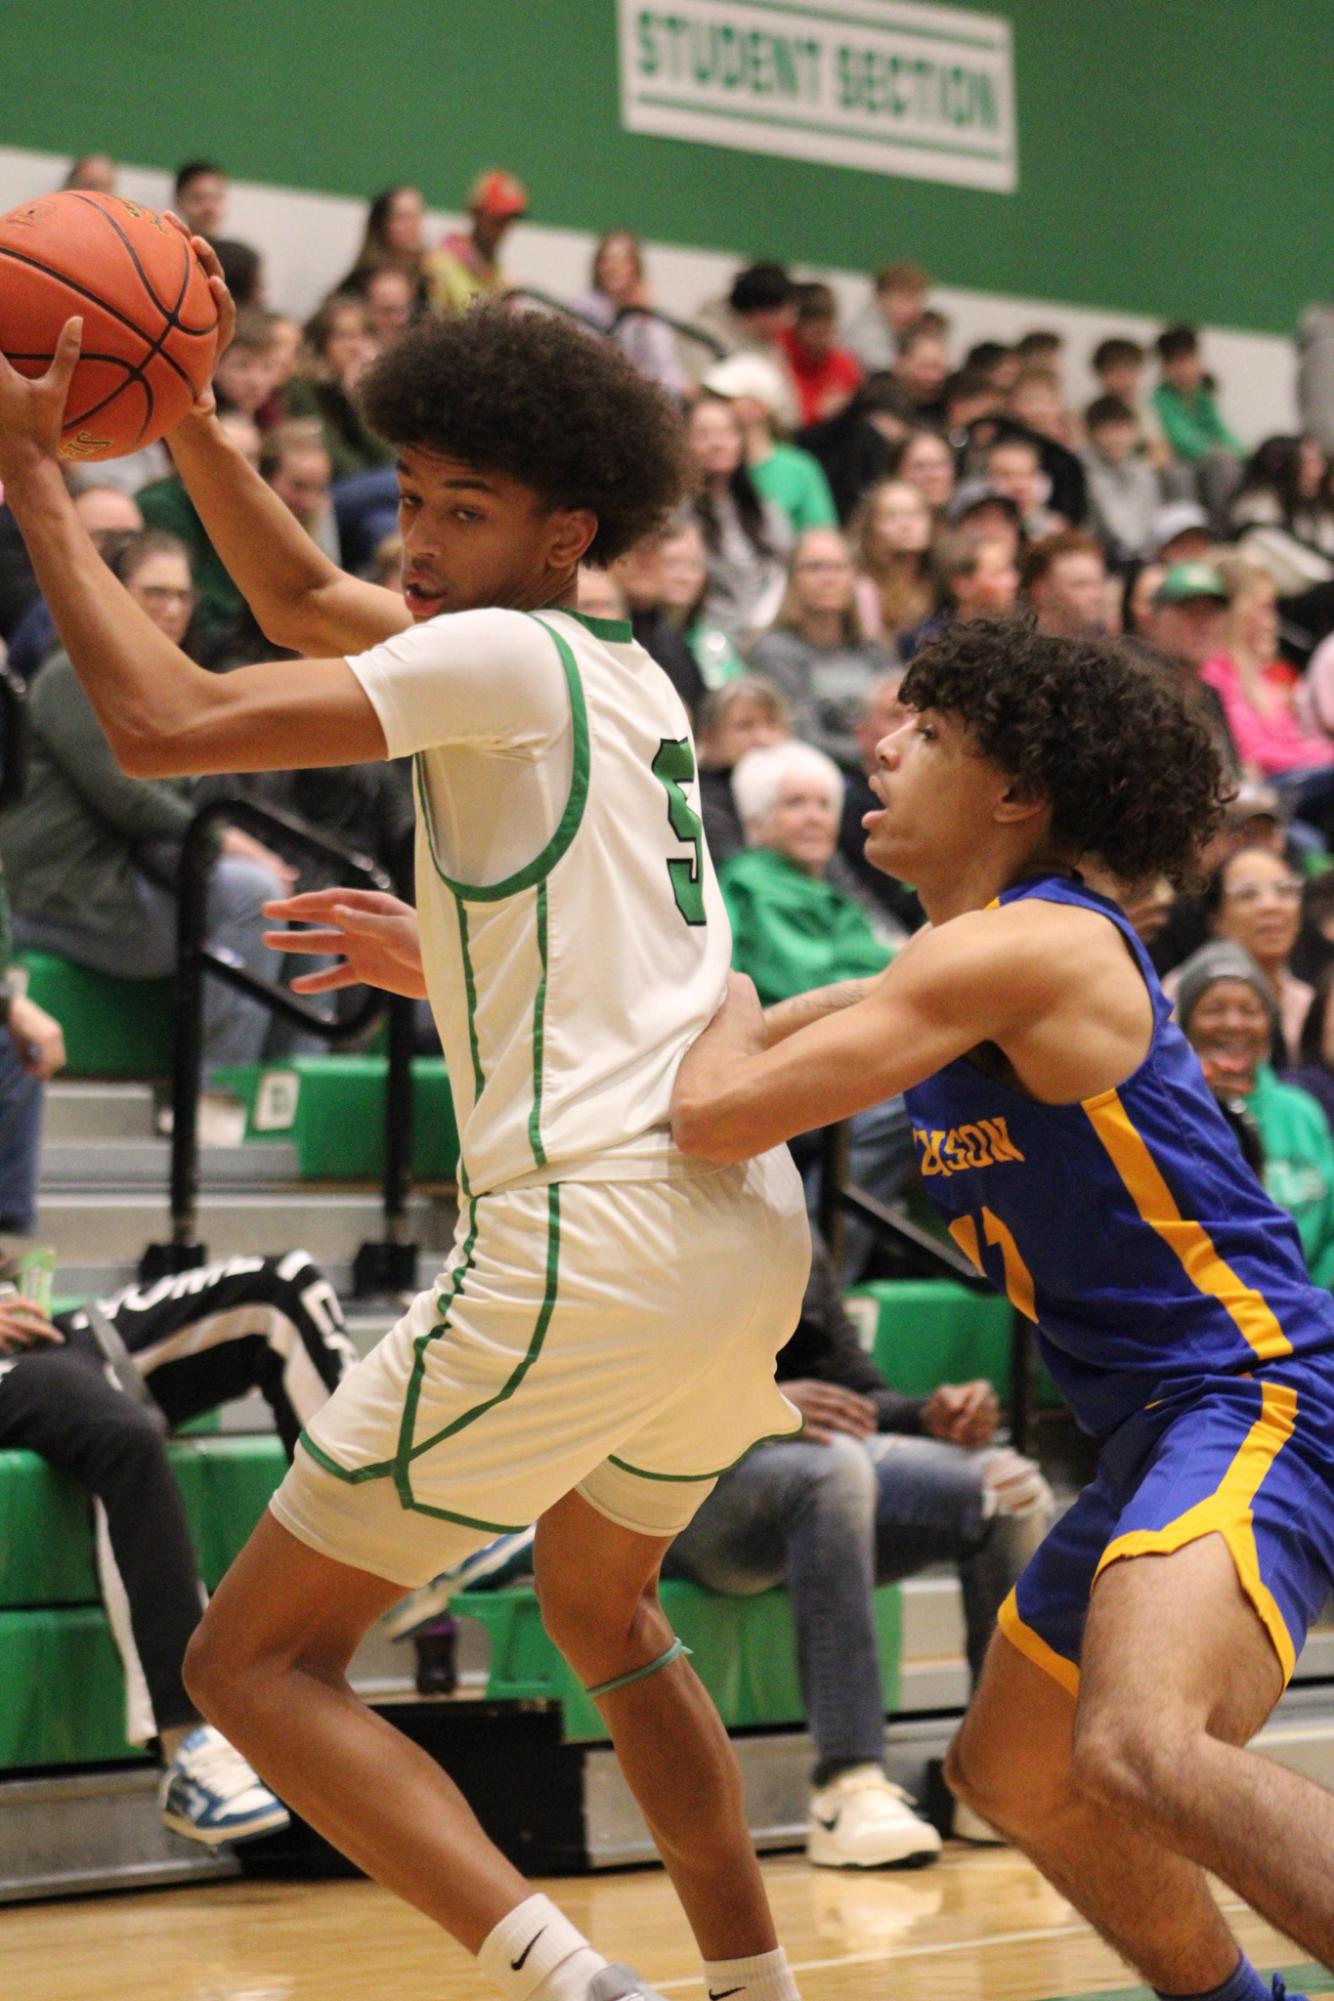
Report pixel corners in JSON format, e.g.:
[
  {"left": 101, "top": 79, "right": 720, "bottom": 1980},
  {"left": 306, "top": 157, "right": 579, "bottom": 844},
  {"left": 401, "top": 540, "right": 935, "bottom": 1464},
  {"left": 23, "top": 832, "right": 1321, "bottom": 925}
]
[{"left": 0, "top": 191, "right": 219, "bottom": 461}]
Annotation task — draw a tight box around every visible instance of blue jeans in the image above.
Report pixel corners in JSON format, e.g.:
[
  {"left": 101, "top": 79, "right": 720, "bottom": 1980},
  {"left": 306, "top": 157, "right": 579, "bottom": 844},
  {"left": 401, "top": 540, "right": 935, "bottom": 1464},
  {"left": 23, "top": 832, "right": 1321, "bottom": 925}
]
[
  {"left": 661, "top": 1429, "right": 1047, "bottom": 1777},
  {"left": 0, "top": 1028, "right": 43, "bottom": 1233}
]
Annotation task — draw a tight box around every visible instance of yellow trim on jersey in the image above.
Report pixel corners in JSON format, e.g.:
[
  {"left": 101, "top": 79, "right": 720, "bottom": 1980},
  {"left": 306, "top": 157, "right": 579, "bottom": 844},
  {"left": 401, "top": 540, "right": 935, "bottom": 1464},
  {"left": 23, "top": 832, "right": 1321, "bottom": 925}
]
[
  {"left": 1083, "top": 1088, "right": 1294, "bottom": 1363},
  {"left": 997, "top": 1586, "right": 1081, "bottom": 1697},
  {"left": 1093, "top": 1379, "right": 1300, "bottom": 1684}
]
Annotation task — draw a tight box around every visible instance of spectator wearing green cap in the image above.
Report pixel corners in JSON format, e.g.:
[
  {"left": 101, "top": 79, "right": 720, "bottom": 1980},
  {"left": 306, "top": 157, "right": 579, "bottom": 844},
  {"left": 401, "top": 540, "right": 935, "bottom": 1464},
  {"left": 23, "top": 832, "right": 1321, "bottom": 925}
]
[{"left": 1177, "top": 939, "right": 1334, "bottom": 1286}]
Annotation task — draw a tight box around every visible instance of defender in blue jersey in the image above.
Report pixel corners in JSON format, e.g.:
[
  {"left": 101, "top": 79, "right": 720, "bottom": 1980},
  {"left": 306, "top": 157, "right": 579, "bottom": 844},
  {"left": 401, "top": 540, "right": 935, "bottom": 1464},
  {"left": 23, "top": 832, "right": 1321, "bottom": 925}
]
[{"left": 674, "top": 617, "right": 1334, "bottom": 1989}]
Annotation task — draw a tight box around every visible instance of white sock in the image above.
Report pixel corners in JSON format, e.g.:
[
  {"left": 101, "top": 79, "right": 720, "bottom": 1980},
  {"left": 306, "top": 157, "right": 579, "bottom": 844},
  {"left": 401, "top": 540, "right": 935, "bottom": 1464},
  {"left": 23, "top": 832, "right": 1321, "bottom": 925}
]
[
  {"left": 701, "top": 1946, "right": 800, "bottom": 2001},
  {"left": 477, "top": 1895, "right": 608, "bottom": 2001}
]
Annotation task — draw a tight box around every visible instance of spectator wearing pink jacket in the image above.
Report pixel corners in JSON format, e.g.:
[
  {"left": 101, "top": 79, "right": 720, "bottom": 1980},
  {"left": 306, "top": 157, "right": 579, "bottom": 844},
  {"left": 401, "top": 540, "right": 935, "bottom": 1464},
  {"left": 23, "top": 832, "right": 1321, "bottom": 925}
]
[{"left": 1201, "top": 558, "right": 1334, "bottom": 842}]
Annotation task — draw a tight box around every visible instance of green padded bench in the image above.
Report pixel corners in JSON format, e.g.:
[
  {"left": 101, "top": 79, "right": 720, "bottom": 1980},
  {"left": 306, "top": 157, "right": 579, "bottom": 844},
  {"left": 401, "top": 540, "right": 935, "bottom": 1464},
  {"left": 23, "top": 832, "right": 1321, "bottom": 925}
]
[
  {"left": 212, "top": 1054, "right": 459, "bottom": 1181},
  {"left": 17, "top": 951, "right": 173, "bottom": 1077},
  {"left": 0, "top": 1437, "right": 286, "bottom": 1769},
  {"left": 845, "top": 1278, "right": 1061, "bottom": 1409},
  {"left": 454, "top": 1579, "right": 901, "bottom": 1744}
]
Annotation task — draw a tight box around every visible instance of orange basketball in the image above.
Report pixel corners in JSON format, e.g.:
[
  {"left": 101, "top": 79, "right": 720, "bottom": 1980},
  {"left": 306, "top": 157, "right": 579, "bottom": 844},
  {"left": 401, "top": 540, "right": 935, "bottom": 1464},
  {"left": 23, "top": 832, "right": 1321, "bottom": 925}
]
[{"left": 0, "top": 191, "right": 219, "bottom": 463}]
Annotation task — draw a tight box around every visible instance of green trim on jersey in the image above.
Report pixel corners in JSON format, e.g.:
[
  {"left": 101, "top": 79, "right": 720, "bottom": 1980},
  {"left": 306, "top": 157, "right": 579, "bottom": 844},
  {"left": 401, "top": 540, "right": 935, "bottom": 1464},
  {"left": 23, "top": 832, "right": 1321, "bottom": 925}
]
[
  {"left": 456, "top": 901, "right": 485, "bottom": 1104},
  {"left": 566, "top": 609, "right": 632, "bottom": 644},
  {"left": 528, "top": 879, "right": 549, "bottom": 1168},
  {"left": 413, "top": 615, "right": 590, "bottom": 904},
  {"left": 607, "top": 1421, "right": 805, "bottom": 1485},
  {"left": 398, "top": 1184, "right": 562, "bottom": 1479}
]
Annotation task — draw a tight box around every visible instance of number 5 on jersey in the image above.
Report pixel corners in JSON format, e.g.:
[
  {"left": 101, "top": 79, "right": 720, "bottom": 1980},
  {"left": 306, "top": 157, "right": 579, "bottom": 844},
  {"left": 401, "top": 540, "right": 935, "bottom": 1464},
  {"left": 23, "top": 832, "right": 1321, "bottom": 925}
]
[{"left": 652, "top": 737, "right": 707, "bottom": 927}]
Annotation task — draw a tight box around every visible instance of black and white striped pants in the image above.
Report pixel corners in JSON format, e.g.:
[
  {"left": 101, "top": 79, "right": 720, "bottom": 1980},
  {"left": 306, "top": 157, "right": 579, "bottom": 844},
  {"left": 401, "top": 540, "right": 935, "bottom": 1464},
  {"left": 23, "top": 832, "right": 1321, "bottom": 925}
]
[{"left": 0, "top": 1251, "right": 356, "bottom": 1745}]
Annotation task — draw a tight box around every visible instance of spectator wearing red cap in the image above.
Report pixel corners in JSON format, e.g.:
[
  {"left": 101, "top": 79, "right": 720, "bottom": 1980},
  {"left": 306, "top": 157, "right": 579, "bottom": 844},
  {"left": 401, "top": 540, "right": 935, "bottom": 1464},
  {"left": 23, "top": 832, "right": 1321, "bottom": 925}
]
[{"left": 426, "top": 169, "right": 528, "bottom": 315}]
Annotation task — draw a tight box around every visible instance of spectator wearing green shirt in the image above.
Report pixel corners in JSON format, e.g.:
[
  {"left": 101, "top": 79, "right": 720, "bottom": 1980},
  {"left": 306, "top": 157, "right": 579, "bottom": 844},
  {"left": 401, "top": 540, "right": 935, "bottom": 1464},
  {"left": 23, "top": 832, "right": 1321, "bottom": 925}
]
[
  {"left": 1178, "top": 940, "right": 1334, "bottom": 1288},
  {"left": 703, "top": 352, "right": 838, "bottom": 535},
  {"left": 723, "top": 740, "right": 907, "bottom": 1273},
  {"left": 1152, "top": 324, "right": 1243, "bottom": 528}
]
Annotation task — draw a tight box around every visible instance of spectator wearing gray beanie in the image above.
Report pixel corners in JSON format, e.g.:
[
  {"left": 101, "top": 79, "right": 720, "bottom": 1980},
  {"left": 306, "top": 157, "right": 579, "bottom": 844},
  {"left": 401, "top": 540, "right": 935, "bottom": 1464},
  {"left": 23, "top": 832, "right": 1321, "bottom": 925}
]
[{"left": 1176, "top": 939, "right": 1334, "bottom": 1287}]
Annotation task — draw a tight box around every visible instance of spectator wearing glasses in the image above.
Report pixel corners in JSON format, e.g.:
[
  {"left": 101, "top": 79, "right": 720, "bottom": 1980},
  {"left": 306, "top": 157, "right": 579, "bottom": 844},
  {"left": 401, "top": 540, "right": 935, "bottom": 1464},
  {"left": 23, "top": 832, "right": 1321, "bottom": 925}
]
[
  {"left": 750, "top": 530, "right": 897, "bottom": 771},
  {"left": 1170, "top": 847, "right": 1315, "bottom": 1069}
]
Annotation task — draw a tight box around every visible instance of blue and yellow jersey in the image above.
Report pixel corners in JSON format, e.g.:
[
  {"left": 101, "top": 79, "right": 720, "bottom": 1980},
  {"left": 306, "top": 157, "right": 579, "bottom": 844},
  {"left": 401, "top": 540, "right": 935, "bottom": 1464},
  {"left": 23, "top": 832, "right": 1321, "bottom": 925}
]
[{"left": 903, "top": 874, "right": 1334, "bottom": 1436}]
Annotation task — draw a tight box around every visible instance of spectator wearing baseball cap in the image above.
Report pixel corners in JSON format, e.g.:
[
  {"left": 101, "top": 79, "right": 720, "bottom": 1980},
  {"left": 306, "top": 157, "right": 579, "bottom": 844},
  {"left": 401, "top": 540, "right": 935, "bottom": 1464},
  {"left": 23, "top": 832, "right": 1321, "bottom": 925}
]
[
  {"left": 703, "top": 353, "right": 837, "bottom": 535},
  {"left": 1146, "top": 563, "right": 1234, "bottom": 753},
  {"left": 1148, "top": 499, "right": 1213, "bottom": 565},
  {"left": 426, "top": 168, "right": 528, "bottom": 315}
]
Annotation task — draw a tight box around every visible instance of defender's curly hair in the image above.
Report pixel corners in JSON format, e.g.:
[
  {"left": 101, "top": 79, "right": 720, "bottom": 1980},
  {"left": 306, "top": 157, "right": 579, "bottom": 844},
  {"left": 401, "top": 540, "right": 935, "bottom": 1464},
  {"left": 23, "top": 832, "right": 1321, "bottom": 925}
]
[
  {"left": 357, "top": 305, "right": 689, "bottom": 566},
  {"left": 900, "top": 616, "right": 1231, "bottom": 888}
]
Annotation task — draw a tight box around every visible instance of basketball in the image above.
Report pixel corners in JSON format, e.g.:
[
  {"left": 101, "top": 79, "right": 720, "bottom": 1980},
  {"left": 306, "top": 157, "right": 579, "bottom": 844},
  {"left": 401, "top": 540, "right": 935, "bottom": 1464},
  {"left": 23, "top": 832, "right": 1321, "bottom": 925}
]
[{"left": 0, "top": 191, "right": 219, "bottom": 462}]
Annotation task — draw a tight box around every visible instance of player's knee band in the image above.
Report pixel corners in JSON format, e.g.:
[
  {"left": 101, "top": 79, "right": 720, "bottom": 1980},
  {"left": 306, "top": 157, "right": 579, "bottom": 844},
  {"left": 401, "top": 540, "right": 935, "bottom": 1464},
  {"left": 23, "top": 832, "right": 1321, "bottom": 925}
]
[{"left": 586, "top": 1635, "right": 692, "bottom": 1701}]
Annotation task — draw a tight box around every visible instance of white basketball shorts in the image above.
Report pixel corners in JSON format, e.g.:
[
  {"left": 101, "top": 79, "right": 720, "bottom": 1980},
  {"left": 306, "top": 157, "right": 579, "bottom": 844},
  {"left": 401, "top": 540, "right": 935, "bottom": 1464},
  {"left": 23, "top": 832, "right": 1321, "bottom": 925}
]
[{"left": 269, "top": 1146, "right": 811, "bottom": 1586}]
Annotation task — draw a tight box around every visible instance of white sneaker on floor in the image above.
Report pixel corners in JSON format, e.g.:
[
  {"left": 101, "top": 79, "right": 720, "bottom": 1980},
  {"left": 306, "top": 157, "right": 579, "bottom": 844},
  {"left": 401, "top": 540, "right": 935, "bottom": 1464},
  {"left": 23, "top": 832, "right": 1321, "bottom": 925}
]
[
  {"left": 807, "top": 1764, "right": 942, "bottom": 1869},
  {"left": 159, "top": 1724, "right": 290, "bottom": 1846},
  {"left": 952, "top": 1799, "right": 1007, "bottom": 1844}
]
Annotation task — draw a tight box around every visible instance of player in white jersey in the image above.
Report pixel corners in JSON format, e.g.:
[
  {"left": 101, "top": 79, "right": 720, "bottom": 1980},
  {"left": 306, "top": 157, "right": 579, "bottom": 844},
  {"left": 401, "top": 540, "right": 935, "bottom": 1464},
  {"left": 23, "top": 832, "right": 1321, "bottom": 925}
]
[{"left": 0, "top": 262, "right": 810, "bottom": 2001}]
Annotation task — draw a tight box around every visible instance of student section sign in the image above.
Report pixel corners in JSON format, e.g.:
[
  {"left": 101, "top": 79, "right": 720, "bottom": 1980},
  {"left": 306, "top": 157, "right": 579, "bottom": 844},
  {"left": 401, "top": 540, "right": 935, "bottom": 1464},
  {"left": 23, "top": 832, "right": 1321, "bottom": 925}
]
[{"left": 619, "top": 0, "right": 1017, "bottom": 192}]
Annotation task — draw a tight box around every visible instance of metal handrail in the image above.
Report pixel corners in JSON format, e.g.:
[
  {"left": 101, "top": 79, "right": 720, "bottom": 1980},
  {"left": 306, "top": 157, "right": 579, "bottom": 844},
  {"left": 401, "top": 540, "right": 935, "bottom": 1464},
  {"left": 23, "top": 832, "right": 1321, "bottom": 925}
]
[
  {"left": 608, "top": 302, "right": 728, "bottom": 360},
  {"left": 139, "top": 797, "right": 418, "bottom": 1295}
]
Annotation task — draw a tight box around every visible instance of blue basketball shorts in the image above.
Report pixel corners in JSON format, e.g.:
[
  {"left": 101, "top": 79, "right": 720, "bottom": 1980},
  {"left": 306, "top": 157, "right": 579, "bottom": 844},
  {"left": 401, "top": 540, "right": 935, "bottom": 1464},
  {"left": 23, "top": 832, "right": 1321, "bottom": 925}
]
[{"left": 998, "top": 1356, "right": 1334, "bottom": 1693}]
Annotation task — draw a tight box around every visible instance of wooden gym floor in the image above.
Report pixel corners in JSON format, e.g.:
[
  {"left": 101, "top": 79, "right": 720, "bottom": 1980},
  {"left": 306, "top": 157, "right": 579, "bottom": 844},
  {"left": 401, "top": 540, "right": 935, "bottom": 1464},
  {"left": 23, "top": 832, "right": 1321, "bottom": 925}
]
[{"left": 2, "top": 1847, "right": 1314, "bottom": 2001}]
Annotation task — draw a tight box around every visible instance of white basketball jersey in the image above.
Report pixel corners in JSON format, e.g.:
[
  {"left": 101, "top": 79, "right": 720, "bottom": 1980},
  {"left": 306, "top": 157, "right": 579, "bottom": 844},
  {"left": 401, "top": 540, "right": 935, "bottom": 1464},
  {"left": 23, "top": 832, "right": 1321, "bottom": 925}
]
[{"left": 347, "top": 605, "right": 731, "bottom": 1196}]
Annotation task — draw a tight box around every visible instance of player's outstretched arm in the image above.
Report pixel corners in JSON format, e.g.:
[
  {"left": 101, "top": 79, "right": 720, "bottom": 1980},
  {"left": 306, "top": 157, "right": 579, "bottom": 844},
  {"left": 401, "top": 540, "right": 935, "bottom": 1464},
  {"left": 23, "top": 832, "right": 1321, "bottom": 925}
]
[
  {"left": 672, "top": 912, "right": 1057, "bottom": 1164},
  {"left": 0, "top": 329, "right": 387, "bottom": 776},
  {"left": 164, "top": 226, "right": 410, "bottom": 658},
  {"left": 263, "top": 889, "right": 428, "bottom": 1000}
]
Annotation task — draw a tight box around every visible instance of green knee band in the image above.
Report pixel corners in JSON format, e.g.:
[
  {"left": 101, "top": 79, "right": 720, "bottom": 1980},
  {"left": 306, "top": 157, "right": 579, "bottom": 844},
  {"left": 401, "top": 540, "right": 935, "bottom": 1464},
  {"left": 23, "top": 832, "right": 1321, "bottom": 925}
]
[{"left": 586, "top": 1636, "right": 692, "bottom": 1701}]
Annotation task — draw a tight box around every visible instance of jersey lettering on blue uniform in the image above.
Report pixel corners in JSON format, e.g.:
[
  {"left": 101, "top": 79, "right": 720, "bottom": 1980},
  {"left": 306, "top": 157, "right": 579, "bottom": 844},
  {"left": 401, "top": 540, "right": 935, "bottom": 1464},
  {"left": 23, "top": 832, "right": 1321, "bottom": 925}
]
[
  {"left": 913, "top": 1117, "right": 1026, "bottom": 1176},
  {"left": 903, "top": 874, "right": 1334, "bottom": 1436}
]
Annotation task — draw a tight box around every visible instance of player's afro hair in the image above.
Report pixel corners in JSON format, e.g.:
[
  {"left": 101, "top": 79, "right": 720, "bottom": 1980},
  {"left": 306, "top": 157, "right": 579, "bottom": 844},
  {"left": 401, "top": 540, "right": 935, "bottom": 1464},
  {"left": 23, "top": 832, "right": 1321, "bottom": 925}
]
[
  {"left": 358, "top": 305, "right": 689, "bottom": 567},
  {"left": 900, "top": 615, "right": 1231, "bottom": 888}
]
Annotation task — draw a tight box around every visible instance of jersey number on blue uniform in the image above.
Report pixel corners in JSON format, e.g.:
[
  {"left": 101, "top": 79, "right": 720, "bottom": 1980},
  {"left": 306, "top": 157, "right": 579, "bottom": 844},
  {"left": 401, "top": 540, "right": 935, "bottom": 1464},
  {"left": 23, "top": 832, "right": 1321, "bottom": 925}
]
[{"left": 652, "top": 738, "right": 707, "bottom": 927}]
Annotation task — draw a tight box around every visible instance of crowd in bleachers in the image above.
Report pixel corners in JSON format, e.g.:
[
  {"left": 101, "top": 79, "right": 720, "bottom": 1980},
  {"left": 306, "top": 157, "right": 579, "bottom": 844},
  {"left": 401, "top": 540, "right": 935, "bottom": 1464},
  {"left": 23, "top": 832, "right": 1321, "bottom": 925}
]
[
  {"left": 4, "top": 149, "right": 1334, "bottom": 1873},
  {"left": 2, "top": 147, "right": 1334, "bottom": 1253}
]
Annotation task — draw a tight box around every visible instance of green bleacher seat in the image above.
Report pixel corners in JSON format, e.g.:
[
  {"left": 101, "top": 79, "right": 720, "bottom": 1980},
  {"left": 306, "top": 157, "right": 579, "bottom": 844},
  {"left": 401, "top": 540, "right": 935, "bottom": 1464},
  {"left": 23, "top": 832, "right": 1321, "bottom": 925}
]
[
  {"left": 17, "top": 951, "right": 173, "bottom": 1076},
  {"left": 453, "top": 1578, "right": 901, "bottom": 1743},
  {"left": 0, "top": 1438, "right": 286, "bottom": 1768},
  {"left": 211, "top": 1055, "right": 458, "bottom": 1181},
  {"left": 845, "top": 1278, "right": 1062, "bottom": 1410}
]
